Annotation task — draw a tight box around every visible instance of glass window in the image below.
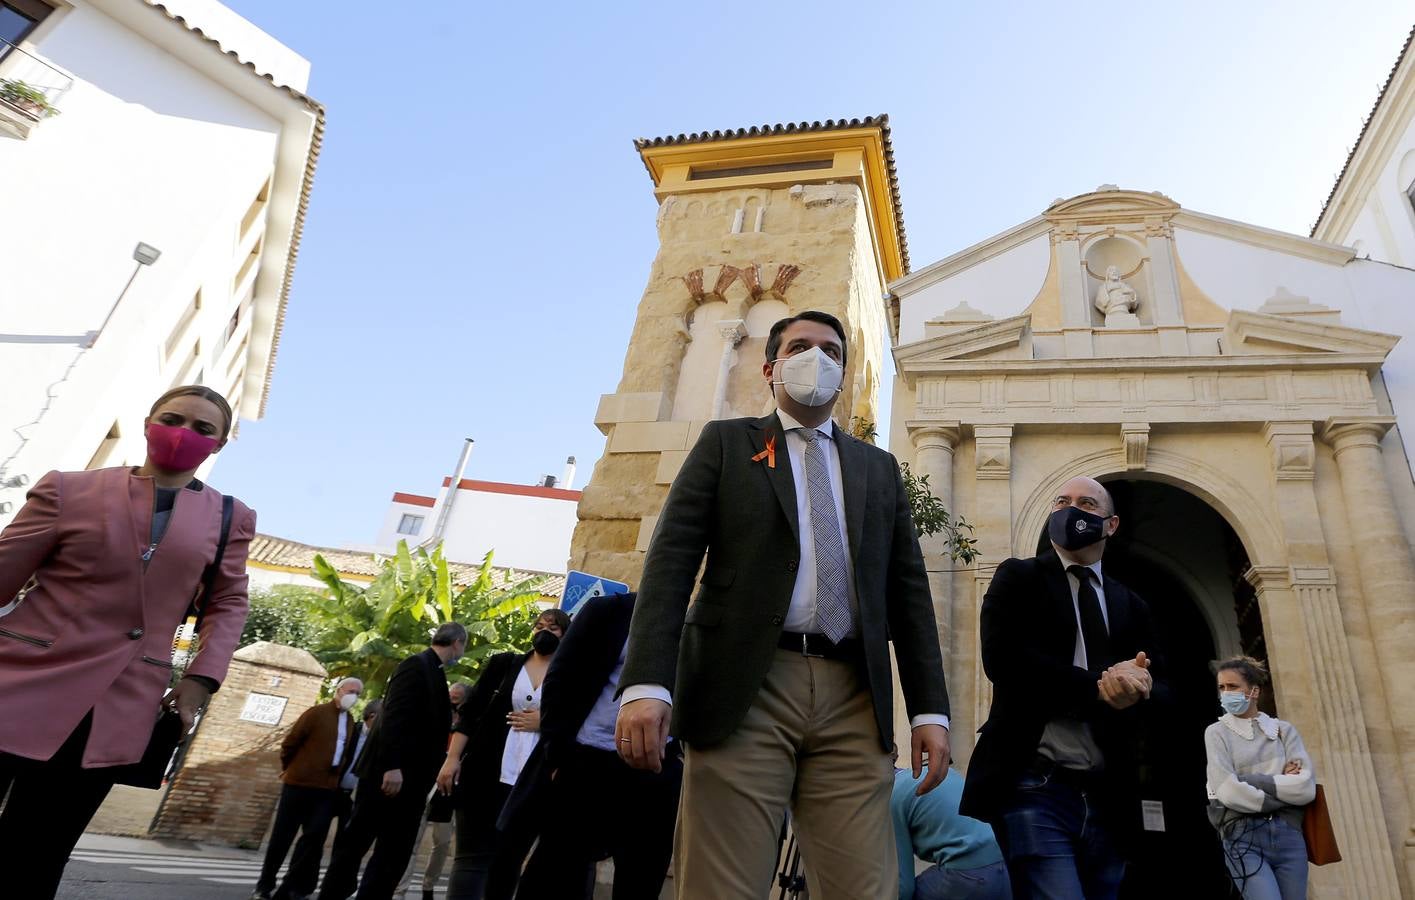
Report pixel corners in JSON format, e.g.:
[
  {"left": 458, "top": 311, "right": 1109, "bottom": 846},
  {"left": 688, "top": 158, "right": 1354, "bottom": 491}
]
[
  {"left": 0, "top": 1, "right": 51, "bottom": 50},
  {"left": 397, "top": 514, "right": 425, "bottom": 536}
]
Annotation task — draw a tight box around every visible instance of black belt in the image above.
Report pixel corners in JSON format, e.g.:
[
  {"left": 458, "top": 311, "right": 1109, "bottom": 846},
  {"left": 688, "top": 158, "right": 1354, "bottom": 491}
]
[{"left": 777, "top": 631, "right": 860, "bottom": 661}]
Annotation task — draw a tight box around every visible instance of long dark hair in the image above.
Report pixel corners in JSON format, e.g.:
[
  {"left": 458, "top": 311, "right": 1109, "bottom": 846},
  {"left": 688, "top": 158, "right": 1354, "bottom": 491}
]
[{"left": 150, "top": 385, "right": 234, "bottom": 439}]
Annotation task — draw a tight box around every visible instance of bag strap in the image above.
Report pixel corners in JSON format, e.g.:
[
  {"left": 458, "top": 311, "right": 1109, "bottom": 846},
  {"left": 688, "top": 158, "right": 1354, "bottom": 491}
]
[{"left": 189, "top": 494, "right": 235, "bottom": 638}]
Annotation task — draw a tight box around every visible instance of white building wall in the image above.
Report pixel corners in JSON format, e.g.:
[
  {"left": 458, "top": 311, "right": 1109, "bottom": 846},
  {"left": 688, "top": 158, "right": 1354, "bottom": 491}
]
[
  {"left": 375, "top": 487, "right": 579, "bottom": 575},
  {"left": 0, "top": 0, "right": 308, "bottom": 524},
  {"left": 895, "top": 232, "right": 1052, "bottom": 344}
]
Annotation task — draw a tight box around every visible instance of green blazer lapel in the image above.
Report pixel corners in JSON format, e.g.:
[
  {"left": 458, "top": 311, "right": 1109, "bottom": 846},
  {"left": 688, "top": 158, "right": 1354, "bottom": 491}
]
[
  {"left": 751, "top": 413, "right": 799, "bottom": 542},
  {"left": 832, "top": 426, "right": 867, "bottom": 563}
]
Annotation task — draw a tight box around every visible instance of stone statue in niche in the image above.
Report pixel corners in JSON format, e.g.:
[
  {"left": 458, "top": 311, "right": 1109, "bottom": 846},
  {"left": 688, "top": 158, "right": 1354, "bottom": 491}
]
[{"left": 1093, "top": 265, "right": 1140, "bottom": 326}]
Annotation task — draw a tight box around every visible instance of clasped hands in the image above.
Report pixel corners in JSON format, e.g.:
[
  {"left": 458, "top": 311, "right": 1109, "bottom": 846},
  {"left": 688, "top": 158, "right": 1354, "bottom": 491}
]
[{"left": 1097, "top": 651, "right": 1152, "bottom": 710}]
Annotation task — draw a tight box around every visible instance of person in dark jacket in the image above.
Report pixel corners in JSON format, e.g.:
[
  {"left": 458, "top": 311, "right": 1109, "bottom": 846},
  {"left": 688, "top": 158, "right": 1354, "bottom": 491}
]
[
  {"left": 507, "top": 592, "right": 683, "bottom": 900},
  {"left": 960, "top": 477, "right": 1167, "bottom": 900},
  {"left": 434, "top": 608, "right": 569, "bottom": 899},
  {"left": 253, "top": 677, "right": 363, "bottom": 900},
  {"left": 316, "top": 623, "right": 467, "bottom": 900}
]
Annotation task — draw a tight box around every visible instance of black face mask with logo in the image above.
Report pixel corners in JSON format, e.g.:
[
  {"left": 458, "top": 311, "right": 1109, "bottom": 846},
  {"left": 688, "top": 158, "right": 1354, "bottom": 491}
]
[{"left": 1048, "top": 505, "right": 1110, "bottom": 551}]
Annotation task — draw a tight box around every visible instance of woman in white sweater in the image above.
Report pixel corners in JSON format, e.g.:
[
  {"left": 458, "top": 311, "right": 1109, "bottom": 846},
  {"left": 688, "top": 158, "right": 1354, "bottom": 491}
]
[{"left": 1204, "top": 656, "right": 1315, "bottom": 900}]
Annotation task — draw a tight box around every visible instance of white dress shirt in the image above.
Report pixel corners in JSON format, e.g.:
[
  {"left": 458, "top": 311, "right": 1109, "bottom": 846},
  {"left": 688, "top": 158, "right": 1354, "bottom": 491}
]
[
  {"left": 331, "top": 706, "right": 348, "bottom": 767},
  {"left": 622, "top": 410, "right": 948, "bottom": 731},
  {"left": 1037, "top": 550, "right": 1110, "bottom": 770},
  {"left": 340, "top": 725, "right": 368, "bottom": 791}
]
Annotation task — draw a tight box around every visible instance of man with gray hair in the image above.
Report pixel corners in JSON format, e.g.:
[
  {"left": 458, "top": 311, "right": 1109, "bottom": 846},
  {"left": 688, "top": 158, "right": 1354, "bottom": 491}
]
[
  {"left": 317, "top": 624, "right": 467, "bottom": 900},
  {"left": 252, "top": 676, "right": 363, "bottom": 900}
]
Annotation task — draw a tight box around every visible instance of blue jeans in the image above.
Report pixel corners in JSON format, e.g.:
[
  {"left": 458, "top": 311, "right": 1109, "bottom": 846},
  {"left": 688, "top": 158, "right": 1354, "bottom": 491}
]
[
  {"left": 995, "top": 772, "right": 1125, "bottom": 900},
  {"left": 915, "top": 859, "right": 1013, "bottom": 899},
  {"left": 1221, "top": 817, "right": 1308, "bottom": 900}
]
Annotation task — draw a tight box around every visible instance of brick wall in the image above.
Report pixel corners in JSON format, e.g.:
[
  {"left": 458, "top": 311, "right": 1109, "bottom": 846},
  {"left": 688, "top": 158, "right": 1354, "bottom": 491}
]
[{"left": 151, "top": 642, "right": 325, "bottom": 847}]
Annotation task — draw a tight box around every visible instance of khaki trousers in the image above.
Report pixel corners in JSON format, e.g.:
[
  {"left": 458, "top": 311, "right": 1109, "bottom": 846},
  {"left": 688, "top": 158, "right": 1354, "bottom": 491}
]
[{"left": 674, "top": 648, "right": 896, "bottom": 900}]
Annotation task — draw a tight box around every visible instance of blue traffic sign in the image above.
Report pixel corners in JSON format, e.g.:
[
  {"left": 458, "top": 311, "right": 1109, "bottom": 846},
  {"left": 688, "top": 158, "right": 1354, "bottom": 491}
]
[{"left": 560, "top": 570, "right": 631, "bottom": 616}]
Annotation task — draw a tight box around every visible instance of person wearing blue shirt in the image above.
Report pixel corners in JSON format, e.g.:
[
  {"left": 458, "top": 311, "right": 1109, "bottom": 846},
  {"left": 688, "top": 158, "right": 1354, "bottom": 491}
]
[{"left": 892, "top": 766, "right": 1011, "bottom": 900}]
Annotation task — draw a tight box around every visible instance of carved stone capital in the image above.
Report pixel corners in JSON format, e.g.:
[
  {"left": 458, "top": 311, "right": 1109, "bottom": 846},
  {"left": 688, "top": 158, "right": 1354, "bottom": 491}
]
[
  {"left": 1320, "top": 416, "right": 1396, "bottom": 458},
  {"left": 907, "top": 421, "right": 962, "bottom": 453},
  {"left": 1121, "top": 422, "right": 1150, "bottom": 470},
  {"left": 1243, "top": 565, "right": 1292, "bottom": 593},
  {"left": 1262, "top": 421, "right": 1316, "bottom": 481},
  {"left": 716, "top": 318, "right": 747, "bottom": 346},
  {"left": 974, "top": 425, "right": 1013, "bottom": 480}
]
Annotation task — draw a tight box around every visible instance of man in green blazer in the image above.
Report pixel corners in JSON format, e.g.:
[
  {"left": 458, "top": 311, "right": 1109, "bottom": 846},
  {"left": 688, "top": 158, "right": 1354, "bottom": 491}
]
[{"left": 615, "top": 310, "right": 951, "bottom": 900}]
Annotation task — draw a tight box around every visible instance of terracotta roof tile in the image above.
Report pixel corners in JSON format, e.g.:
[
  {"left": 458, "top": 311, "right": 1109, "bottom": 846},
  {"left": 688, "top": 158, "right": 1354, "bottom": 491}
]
[
  {"left": 1312, "top": 25, "right": 1415, "bottom": 236},
  {"left": 634, "top": 115, "right": 911, "bottom": 274},
  {"left": 247, "top": 533, "right": 567, "bottom": 597},
  {"left": 141, "top": 2, "right": 325, "bottom": 418}
]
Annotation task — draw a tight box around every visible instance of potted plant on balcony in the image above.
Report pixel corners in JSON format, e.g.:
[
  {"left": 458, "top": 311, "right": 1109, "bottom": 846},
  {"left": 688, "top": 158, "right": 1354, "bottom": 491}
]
[{"left": 0, "top": 79, "right": 59, "bottom": 119}]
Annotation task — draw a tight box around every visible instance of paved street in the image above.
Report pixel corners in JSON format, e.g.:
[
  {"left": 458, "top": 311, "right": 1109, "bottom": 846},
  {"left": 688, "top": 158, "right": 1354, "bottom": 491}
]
[{"left": 59, "top": 834, "right": 447, "bottom": 900}]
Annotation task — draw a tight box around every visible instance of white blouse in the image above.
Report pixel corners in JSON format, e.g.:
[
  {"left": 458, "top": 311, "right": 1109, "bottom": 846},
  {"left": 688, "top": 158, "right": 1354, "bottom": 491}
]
[{"left": 499, "top": 664, "right": 542, "bottom": 786}]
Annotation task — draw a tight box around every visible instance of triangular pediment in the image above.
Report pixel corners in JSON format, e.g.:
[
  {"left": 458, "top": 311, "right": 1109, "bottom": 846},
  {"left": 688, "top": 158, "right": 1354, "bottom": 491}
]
[
  {"left": 894, "top": 314, "right": 1032, "bottom": 372},
  {"left": 1044, "top": 188, "right": 1180, "bottom": 224},
  {"left": 1224, "top": 310, "right": 1399, "bottom": 357}
]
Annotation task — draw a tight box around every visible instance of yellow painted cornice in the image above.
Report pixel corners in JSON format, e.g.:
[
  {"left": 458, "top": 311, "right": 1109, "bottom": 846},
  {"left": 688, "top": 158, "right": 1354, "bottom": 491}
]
[{"left": 636, "top": 121, "right": 908, "bottom": 284}]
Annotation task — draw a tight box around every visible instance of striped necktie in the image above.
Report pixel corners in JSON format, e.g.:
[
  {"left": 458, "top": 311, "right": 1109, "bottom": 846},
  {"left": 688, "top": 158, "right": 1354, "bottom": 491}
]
[{"left": 799, "top": 428, "right": 851, "bottom": 643}]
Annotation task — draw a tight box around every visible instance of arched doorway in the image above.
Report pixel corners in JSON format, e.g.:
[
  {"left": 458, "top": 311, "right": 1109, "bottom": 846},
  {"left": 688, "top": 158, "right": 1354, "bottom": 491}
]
[{"left": 1034, "top": 478, "right": 1271, "bottom": 897}]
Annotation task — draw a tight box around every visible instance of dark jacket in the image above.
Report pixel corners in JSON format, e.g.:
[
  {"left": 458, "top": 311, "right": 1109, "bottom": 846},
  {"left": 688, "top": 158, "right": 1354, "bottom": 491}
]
[
  {"left": 500, "top": 592, "right": 643, "bottom": 831},
  {"left": 540, "top": 592, "right": 636, "bottom": 769},
  {"left": 280, "top": 700, "right": 355, "bottom": 790},
  {"left": 358, "top": 647, "right": 450, "bottom": 789},
  {"left": 619, "top": 413, "right": 949, "bottom": 749},
  {"left": 959, "top": 550, "right": 1168, "bottom": 841},
  {"left": 453, "top": 650, "right": 529, "bottom": 799}
]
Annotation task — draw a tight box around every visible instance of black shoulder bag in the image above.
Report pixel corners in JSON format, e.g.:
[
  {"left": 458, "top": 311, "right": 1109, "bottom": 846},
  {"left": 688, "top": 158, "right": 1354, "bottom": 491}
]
[{"left": 111, "top": 494, "right": 235, "bottom": 789}]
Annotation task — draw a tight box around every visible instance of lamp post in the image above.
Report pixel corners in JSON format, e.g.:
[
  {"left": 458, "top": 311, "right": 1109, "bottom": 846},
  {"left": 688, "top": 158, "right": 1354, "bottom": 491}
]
[{"left": 88, "top": 242, "right": 161, "bottom": 347}]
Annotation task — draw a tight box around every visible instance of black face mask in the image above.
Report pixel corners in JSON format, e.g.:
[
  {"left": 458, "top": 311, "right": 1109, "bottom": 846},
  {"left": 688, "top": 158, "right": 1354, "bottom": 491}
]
[
  {"left": 532, "top": 630, "right": 560, "bottom": 656},
  {"left": 1048, "top": 505, "right": 1110, "bottom": 551}
]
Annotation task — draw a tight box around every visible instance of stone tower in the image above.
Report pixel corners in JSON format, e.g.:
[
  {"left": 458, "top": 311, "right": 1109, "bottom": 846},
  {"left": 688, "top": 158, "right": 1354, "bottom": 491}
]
[{"left": 570, "top": 117, "right": 910, "bottom": 586}]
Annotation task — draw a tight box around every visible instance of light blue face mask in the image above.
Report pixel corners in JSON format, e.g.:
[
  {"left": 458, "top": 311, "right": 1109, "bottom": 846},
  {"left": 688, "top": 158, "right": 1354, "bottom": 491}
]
[{"left": 1220, "top": 690, "right": 1251, "bottom": 715}]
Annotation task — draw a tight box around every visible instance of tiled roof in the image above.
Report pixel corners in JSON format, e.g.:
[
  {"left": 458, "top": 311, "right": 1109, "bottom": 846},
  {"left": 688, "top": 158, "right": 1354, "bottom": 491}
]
[
  {"left": 247, "top": 533, "right": 567, "bottom": 597},
  {"left": 633, "top": 115, "right": 911, "bottom": 274},
  {"left": 1312, "top": 25, "right": 1415, "bottom": 236},
  {"left": 142, "top": 1, "right": 326, "bottom": 418}
]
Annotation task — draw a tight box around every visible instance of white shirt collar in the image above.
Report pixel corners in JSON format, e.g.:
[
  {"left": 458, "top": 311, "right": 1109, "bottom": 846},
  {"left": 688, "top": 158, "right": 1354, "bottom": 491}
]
[
  {"left": 1055, "top": 548, "right": 1103, "bottom": 583},
  {"left": 776, "top": 409, "right": 835, "bottom": 439},
  {"left": 1220, "top": 712, "right": 1279, "bottom": 741}
]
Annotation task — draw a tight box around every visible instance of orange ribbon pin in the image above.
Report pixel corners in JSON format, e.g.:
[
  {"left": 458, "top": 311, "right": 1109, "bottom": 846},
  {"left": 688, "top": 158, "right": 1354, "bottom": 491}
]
[{"left": 751, "top": 435, "right": 777, "bottom": 469}]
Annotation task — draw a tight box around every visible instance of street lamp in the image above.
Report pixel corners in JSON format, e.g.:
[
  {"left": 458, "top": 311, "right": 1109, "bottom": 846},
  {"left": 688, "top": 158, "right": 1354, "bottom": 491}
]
[{"left": 88, "top": 241, "right": 161, "bottom": 347}]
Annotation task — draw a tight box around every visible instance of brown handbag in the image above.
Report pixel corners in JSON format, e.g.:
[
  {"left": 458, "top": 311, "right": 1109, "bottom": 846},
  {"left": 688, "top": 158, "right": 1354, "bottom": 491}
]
[{"left": 1303, "top": 784, "right": 1342, "bottom": 865}]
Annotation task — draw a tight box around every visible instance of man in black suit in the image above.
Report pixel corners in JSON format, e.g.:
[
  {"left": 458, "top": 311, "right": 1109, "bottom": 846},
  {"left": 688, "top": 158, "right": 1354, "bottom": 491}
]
[
  {"left": 615, "top": 311, "right": 951, "bottom": 899},
  {"left": 316, "top": 623, "right": 466, "bottom": 900},
  {"left": 508, "top": 592, "right": 681, "bottom": 900},
  {"left": 960, "top": 476, "right": 1165, "bottom": 900}
]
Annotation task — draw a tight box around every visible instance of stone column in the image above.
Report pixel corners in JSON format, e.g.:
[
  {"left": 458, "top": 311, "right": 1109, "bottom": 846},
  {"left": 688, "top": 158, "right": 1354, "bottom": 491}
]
[
  {"left": 969, "top": 425, "right": 1013, "bottom": 745},
  {"left": 1259, "top": 423, "right": 1403, "bottom": 897},
  {"left": 1322, "top": 416, "right": 1415, "bottom": 888},
  {"left": 906, "top": 422, "right": 963, "bottom": 754},
  {"left": 711, "top": 319, "right": 747, "bottom": 420}
]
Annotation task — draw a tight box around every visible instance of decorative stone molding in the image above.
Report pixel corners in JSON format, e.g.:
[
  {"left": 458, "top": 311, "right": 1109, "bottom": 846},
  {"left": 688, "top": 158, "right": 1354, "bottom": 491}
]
[
  {"left": 681, "top": 262, "right": 802, "bottom": 304},
  {"left": 908, "top": 422, "right": 962, "bottom": 453},
  {"left": 974, "top": 425, "right": 1013, "bottom": 480},
  {"left": 1263, "top": 421, "right": 1316, "bottom": 481},
  {"left": 1121, "top": 422, "right": 1150, "bottom": 470},
  {"left": 1320, "top": 416, "right": 1396, "bottom": 457},
  {"left": 1243, "top": 564, "right": 1292, "bottom": 592}
]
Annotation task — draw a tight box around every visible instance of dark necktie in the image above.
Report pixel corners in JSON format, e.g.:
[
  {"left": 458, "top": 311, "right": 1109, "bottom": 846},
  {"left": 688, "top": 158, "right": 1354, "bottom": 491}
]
[{"left": 1067, "top": 564, "right": 1109, "bottom": 668}]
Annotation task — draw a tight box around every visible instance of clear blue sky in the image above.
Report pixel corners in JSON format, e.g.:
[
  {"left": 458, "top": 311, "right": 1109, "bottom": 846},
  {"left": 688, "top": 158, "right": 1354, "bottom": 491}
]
[{"left": 216, "top": 0, "right": 1411, "bottom": 549}]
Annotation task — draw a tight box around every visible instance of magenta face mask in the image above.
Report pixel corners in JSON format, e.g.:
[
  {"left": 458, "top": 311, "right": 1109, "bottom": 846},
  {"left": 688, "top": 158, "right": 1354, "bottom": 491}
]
[{"left": 145, "top": 423, "right": 219, "bottom": 471}]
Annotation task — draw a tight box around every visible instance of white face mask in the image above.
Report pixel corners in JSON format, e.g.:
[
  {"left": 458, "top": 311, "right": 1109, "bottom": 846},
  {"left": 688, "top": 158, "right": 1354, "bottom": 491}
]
[
  {"left": 773, "top": 346, "right": 843, "bottom": 408},
  {"left": 339, "top": 693, "right": 359, "bottom": 711}
]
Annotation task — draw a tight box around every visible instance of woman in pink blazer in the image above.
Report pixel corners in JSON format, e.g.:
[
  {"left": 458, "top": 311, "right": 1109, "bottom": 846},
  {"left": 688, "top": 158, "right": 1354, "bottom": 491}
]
[{"left": 0, "top": 385, "right": 255, "bottom": 898}]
